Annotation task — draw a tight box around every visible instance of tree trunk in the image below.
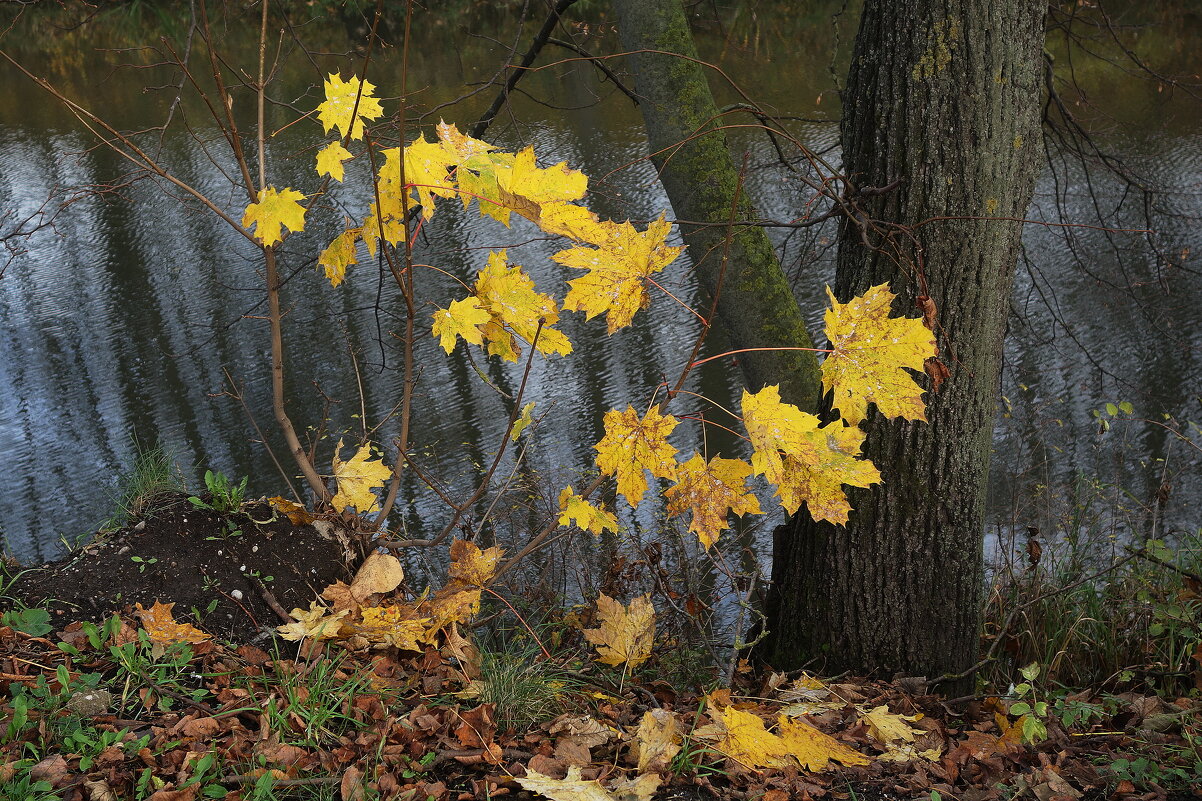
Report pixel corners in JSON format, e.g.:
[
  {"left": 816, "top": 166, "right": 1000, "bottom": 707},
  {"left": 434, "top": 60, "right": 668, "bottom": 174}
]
[
  {"left": 611, "top": 0, "right": 820, "bottom": 408},
  {"left": 764, "top": 0, "right": 1046, "bottom": 685}
]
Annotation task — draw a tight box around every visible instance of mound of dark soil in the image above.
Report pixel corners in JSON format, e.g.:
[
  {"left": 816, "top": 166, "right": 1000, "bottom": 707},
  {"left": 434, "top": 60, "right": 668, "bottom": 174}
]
[{"left": 8, "top": 495, "right": 359, "bottom": 643}]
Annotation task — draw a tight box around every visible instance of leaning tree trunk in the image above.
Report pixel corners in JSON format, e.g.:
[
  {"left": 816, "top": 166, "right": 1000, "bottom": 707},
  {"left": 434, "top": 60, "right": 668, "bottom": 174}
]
[
  {"left": 612, "top": 0, "right": 820, "bottom": 408},
  {"left": 764, "top": 0, "right": 1046, "bottom": 685}
]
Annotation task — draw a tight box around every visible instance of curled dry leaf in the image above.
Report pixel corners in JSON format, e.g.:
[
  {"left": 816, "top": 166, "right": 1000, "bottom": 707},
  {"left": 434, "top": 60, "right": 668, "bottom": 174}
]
[
  {"left": 268, "top": 495, "right": 314, "bottom": 525},
  {"left": 277, "top": 601, "right": 349, "bottom": 641},
  {"left": 350, "top": 552, "right": 405, "bottom": 601},
  {"left": 634, "top": 708, "right": 682, "bottom": 772},
  {"left": 448, "top": 539, "right": 503, "bottom": 587},
  {"left": 135, "top": 601, "right": 210, "bottom": 645}
]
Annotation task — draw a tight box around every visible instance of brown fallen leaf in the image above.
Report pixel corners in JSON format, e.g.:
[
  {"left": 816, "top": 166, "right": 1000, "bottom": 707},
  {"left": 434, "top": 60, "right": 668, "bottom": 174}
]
[{"left": 350, "top": 552, "right": 405, "bottom": 601}]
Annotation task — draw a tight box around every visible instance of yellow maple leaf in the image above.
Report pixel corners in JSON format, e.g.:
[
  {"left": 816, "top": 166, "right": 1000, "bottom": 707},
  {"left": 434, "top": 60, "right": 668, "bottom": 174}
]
[
  {"left": 241, "top": 186, "right": 306, "bottom": 246},
  {"left": 583, "top": 593, "right": 655, "bottom": 668},
  {"left": 558, "top": 486, "right": 618, "bottom": 535},
  {"left": 400, "top": 137, "right": 460, "bottom": 219},
  {"left": 665, "top": 453, "right": 761, "bottom": 550},
  {"left": 354, "top": 605, "right": 430, "bottom": 650},
  {"left": 777, "top": 715, "right": 871, "bottom": 770},
  {"left": 557, "top": 215, "right": 682, "bottom": 333},
  {"left": 315, "top": 141, "right": 353, "bottom": 182},
  {"left": 821, "top": 284, "right": 938, "bottom": 426},
  {"left": 318, "top": 228, "right": 359, "bottom": 287},
  {"left": 330, "top": 439, "right": 392, "bottom": 514},
  {"left": 595, "top": 404, "right": 678, "bottom": 507},
  {"left": 277, "top": 601, "right": 348, "bottom": 641},
  {"left": 861, "top": 704, "right": 923, "bottom": 743},
  {"left": 496, "top": 146, "right": 588, "bottom": 205},
  {"left": 538, "top": 201, "right": 606, "bottom": 243},
  {"left": 634, "top": 708, "right": 682, "bottom": 772},
  {"left": 432, "top": 296, "right": 491, "bottom": 353},
  {"left": 135, "top": 601, "right": 210, "bottom": 645},
  {"left": 516, "top": 766, "right": 619, "bottom": 801},
  {"left": 447, "top": 539, "right": 503, "bottom": 587},
  {"left": 423, "top": 587, "right": 482, "bottom": 631},
  {"left": 705, "top": 704, "right": 792, "bottom": 769},
  {"left": 473, "top": 250, "right": 571, "bottom": 360},
  {"left": 316, "top": 72, "right": 383, "bottom": 141},
  {"left": 740, "top": 387, "right": 880, "bottom": 524}
]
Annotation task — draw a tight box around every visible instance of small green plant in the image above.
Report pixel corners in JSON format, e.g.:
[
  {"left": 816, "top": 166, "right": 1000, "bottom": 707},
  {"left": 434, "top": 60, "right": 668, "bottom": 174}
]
[
  {"left": 105, "top": 439, "right": 186, "bottom": 528},
  {"left": 0, "top": 759, "right": 60, "bottom": 801},
  {"left": 189, "top": 469, "right": 248, "bottom": 515},
  {"left": 2, "top": 603, "right": 52, "bottom": 637},
  {"left": 130, "top": 555, "right": 158, "bottom": 574},
  {"left": 1007, "top": 662, "right": 1048, "bottom": 743}
]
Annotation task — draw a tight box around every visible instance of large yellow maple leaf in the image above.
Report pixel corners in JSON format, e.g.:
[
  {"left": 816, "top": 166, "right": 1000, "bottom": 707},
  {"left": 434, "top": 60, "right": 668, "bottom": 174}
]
[
  {"left": 741, "top": 387, "right": 880, "bottom": 524},
  {"left": 595, "top": 404, "right": 679, "bottom": 507},
  {"left": 702, "top": 705, "right": 869, "bottom": 772},
  {"left": 473, "top": 250, "right": 571, "bottom": 359},
  {"left": 241, "top": 186, "right": 306, "bottom": 246},
  {"left": 496, "top": 146, "right": 588, "bottom": 206},
  {"left": 517, "top": 766, "right": 660, "bottom": 801},
  {"left": 330, "top": 439, "right": 392, "bottom": 514},
  {"left": 353, "top": 604, "right": 430, "bottom": 650},
  {"left": 316, "top": 73, "right": 383, "bottom": 141},
  {"left": 665, "top": 453, "right": 761, "bottom": 550},
  {"left": 447, "top": 539, "right": 503, "bottom": 587},
  {"left": 821, "top": 284, "right": 938, "bottom": 426},
  {"left": 583, "top": 593, "right": 655, "bottom": 668},
  {"left": 556, "top": 215, "right": 683, "bottom": 333},
  {"left": 432, "top": 296, "right": 491, "bottom": 353}
]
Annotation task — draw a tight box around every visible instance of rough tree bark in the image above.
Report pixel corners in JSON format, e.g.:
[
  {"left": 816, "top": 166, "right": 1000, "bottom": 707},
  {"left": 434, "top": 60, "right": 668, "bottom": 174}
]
[
  {"left": 611, "top": 0, "right": 821, "bottom": 409},
  {"left": 763, "top": 0, "right": 1047, "bottom": 683}
]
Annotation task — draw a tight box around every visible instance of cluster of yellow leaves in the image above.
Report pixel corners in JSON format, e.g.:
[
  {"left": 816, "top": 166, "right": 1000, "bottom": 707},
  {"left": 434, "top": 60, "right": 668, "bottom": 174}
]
[
  {"left": 276, "top": 540, "right": 502, "bottom": 650},
  {"left": 558, "top": 487, "right": 618, "bottom": 535},
  {"left": 696, "top": 701, "right": 869, "bottom": 772}
]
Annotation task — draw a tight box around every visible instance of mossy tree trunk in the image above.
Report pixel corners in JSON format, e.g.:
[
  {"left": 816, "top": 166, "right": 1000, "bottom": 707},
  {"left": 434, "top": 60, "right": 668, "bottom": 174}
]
[
  {"left": 763, "top": 0, "right": 1046, "bottom": 685},
  {"left": 611, "top": 0, "right": 821, "bottom": 409}
]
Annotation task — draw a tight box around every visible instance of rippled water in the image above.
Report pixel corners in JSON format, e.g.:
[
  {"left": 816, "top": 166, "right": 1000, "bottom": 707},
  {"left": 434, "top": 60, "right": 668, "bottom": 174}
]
[{"left": 1, "top": 7, "right": 1199, "bottom": 573}]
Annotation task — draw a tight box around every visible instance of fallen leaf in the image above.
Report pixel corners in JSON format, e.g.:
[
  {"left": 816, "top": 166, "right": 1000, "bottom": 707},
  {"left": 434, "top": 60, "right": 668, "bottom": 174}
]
[
  {"left": 633, "top": 708, "right": 681, "bottom": 772},
  {"left": 269, "top": 496, "right": 314, "bottom": 525},
  {"left": 448, "top": 539, "right": 503, "bottom": 587},
  {"left": 515, "top": 766, "right": 614, "bottom": 801},
  {"left": 277, "top": 601, "right": 349, "bottom": 641},
  {"left": 350, "top": 552, "right": 405, "bottom": 601},
  {"left": 135, "top": 601, "right": 211, "bottom": 645},
  {"left": 777, "top": 715, "right": 870, "bottom": 770},
  {"left": 83, "top": 779, "right": 118, "bottom": 801},
  {"left": 861, "top": 704, "right": 923, "bottom": 743}
]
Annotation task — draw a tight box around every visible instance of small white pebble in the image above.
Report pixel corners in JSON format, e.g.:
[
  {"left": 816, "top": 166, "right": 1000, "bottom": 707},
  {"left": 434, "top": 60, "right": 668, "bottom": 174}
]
[
  {"left": 239, "top": 564, "right": 246, "bottom": 572},
  {"left": 231, "top": 590, "right": 243, "bottom": 600},
  {"left": 252, "top": 545, "right": 258, "bottom": 553}
]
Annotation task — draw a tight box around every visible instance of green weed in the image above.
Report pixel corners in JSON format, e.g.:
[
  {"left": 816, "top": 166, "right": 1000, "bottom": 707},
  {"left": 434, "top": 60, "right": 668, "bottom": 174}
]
[
  {"left": 104, "top": 440, "right": 186, "bottom": 528},
  {"left": 189, "top": 469, "right": 249, "bottom": 515},
  {"left": 475, "top": 637, "right": 576, "bottom": 732}
]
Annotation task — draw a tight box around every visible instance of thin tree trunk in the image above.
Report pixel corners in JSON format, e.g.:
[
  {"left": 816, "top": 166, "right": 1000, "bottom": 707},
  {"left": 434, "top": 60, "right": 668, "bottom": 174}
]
[
  {"left": 611, "top": 0, "right": 820, "bottom": 408},
  {"left": 765, "top": 0, "right": 1046, "bottom": 686}
]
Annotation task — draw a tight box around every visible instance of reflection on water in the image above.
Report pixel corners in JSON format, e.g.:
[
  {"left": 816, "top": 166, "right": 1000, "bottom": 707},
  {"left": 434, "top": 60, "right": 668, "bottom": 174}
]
[{"left": 0, "top": 7, "right": 1199, "bottom": 577}]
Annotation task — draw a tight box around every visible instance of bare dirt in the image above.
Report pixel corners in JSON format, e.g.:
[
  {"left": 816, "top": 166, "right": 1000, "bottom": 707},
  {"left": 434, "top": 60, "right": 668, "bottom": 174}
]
[{"left": 7, "top": 494, "right": 358, "bottom": 643}]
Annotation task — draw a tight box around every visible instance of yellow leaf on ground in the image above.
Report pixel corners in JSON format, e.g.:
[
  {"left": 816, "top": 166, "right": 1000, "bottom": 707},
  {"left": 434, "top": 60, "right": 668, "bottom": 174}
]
[
  {"left": 634, "top": 708, "right": 682, "bottom": 772},
  {"left": 331, "top": 439, "right": 392, "bottom": 514},
  {"left": 594, "top": 405, "right": 678, "bottom": 508},
  {"left": 135, "top": 601, "right": 210, "bottom": 645},
  {"left": 861, "top": 704, "right": 923, "bottom": 743},
  {"left": 557, "top": 215, "right": 682, "bottom": 333},
  {"left": 517, "top": 766, "right": 648, "bottom": 801},
  {"left": 703, "top": 704, "right": 791, "bottom": 770},
  {"left": 269, "top": 496, "right": 313, "bottom": 526},
  {"left": 558, "top": 486, "right": 618, "bottom": 535},
  {"left": 423, "top": 587, "right": 482, "bottom": 631},
  {"left": 350, "top": 552, "right": 405, "bottom": 601},
  {"left": 664, "top": 453, "right": 761, "bottom": 550},
  {"left": 447, "top": 539, "right": 503, "bottom": 587},
  {"left": 821, "top": 284, "right": 938, "bottom": 426},
  {"left": 241, "top": 186, "right": 306, "bottom": 246},
  {"left": 315, "top": 141, "right": 353, "bottom": 182},
  {"left": 432, "top": 296, "right": 491, "bottom": 353},
  {"left": 316, "top": 73, "right": 383, "bottom": 141},
  {"left": 777, "top": 715, "right": 871, "bottom": 771},
  {"left": 318, "top": 228, "right": 359, "bottom": 288},
  {"left": 277, "top": 601, "right": 348, "bottom": 641},
  {"left": 583, "top": 594, "right": 654, "bottom": 669},
  {"left": 354, "top": 605, "right": 429, "bottom": 650}
]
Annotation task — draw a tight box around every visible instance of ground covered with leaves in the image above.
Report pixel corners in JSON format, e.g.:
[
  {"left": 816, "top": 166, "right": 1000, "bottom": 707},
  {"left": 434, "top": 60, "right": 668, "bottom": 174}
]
[{"left": 3, "top": 507, "right": 1201, "bottom": 801}]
